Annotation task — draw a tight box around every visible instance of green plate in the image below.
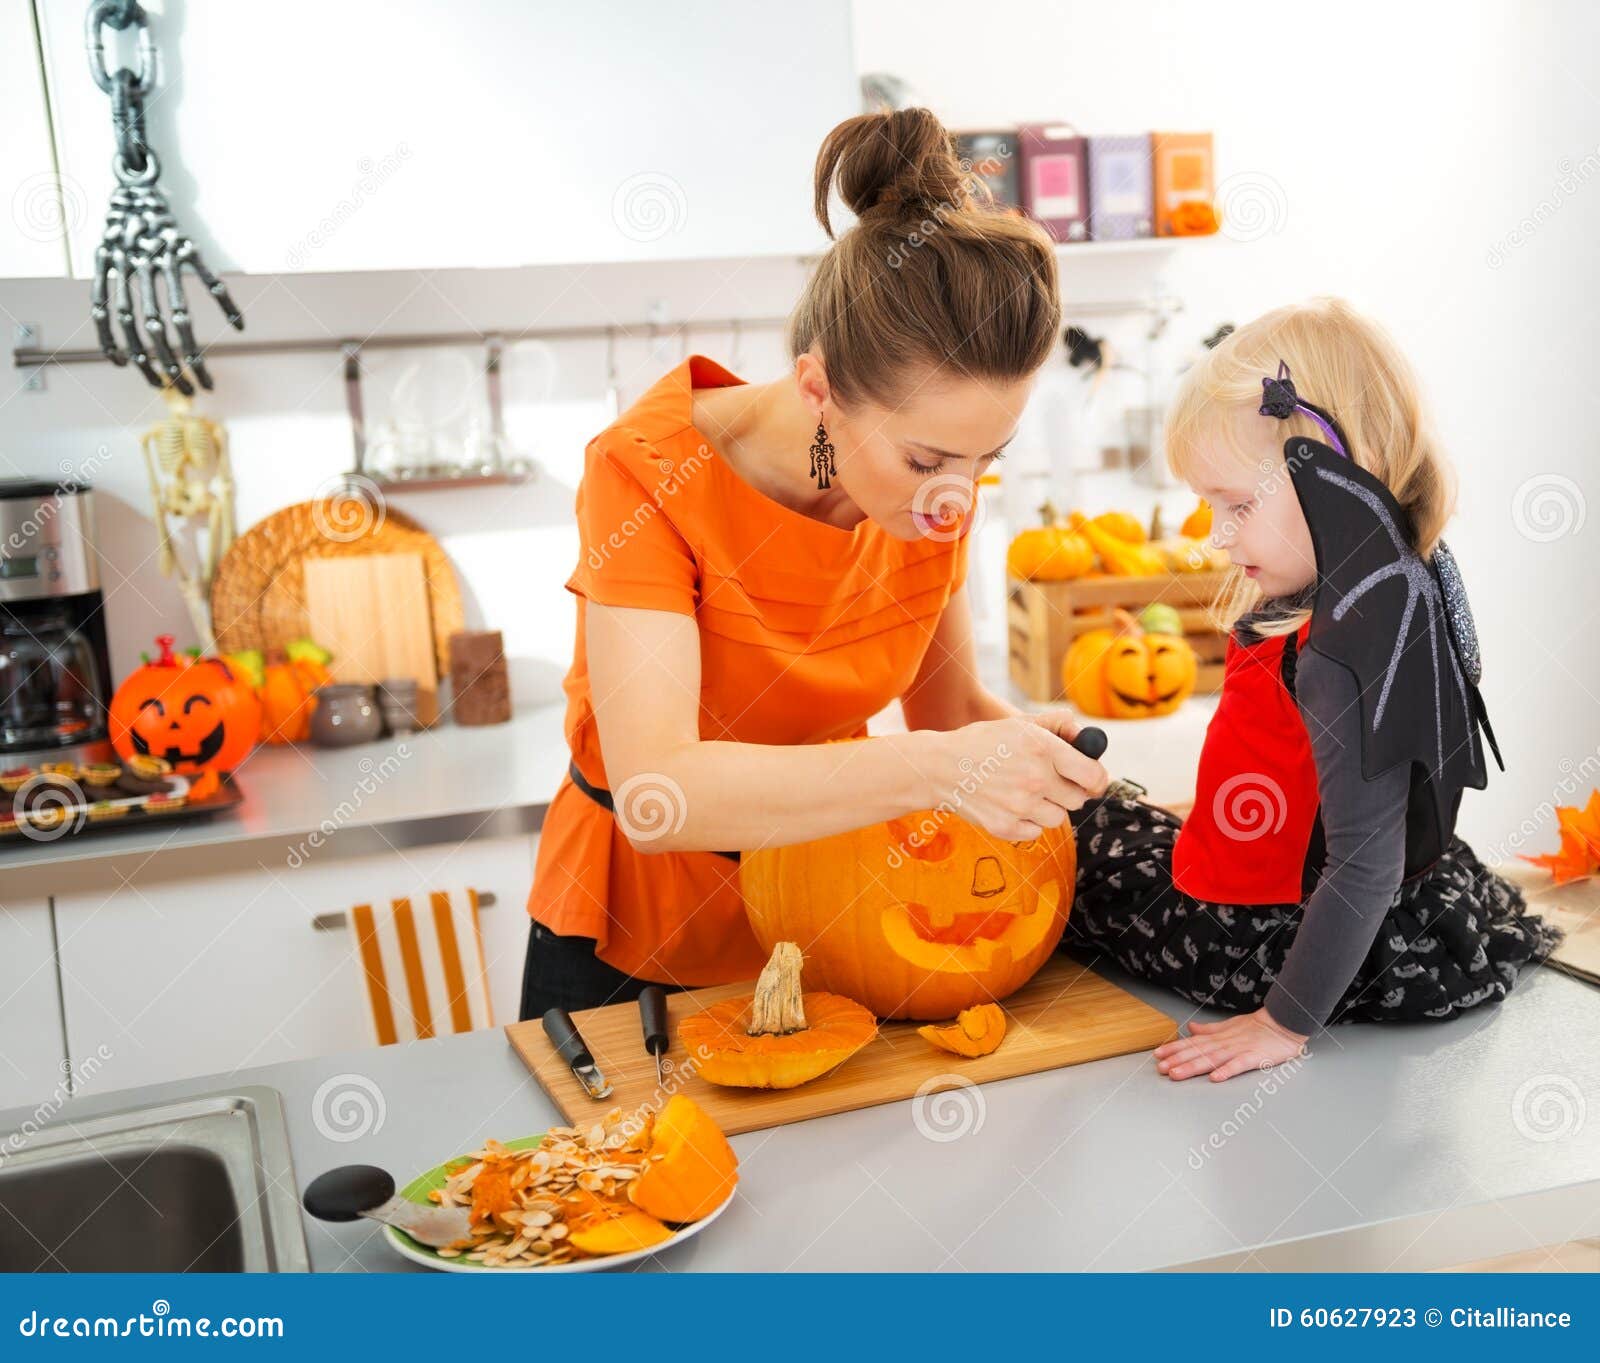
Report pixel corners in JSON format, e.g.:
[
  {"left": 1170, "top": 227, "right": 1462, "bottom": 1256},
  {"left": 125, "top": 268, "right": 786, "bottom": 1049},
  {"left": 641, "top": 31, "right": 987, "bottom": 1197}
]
[{"left": 382, "top": 1133, "right": 735, "bottom": 1274}]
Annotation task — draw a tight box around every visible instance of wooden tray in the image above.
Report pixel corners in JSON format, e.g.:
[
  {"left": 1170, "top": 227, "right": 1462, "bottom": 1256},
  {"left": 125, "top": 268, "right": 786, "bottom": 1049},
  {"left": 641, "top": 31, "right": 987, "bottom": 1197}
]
[
  {"left": 506, "top": 956, "right": 1179, "bottom": 1135},
  {"left": 0, "top": 773, "right": 243, "bottom": 847}
]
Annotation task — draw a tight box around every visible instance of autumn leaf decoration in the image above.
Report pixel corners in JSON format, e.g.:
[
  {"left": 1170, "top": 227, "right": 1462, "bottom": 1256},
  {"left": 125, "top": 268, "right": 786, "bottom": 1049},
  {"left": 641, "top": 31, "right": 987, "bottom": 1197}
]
[{"left": 1521, "top": 788, "right": 1600, "bottom": 884}]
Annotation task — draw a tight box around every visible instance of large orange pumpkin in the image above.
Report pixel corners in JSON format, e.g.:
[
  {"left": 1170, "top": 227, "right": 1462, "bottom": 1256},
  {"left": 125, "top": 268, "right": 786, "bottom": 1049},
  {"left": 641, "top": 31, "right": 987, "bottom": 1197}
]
[
  {"left": 108, "top": 634, "right": 261, "bottom": 773},
  {"left": 1062, "top": 608, "right": 1197, "bottom": 718},
  {"left": 740, "top": 813, "right": 1075, "bottom": 1020},
  {"left": 258, "top": 654, "right": 332, "bottom": 744}
]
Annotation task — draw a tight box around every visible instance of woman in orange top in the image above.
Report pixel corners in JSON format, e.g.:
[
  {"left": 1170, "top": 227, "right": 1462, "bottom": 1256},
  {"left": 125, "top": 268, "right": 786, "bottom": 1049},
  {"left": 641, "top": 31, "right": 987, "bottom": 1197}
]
[{"left": 521, "top": 107, "right": 1110, "bottom": 1017}]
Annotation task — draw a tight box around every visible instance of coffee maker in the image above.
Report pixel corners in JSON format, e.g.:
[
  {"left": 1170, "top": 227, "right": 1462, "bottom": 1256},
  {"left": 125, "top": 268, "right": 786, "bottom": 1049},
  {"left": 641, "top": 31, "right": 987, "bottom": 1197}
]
[{"left": 0, "top": 480, "right": 114, "bottom": 759}]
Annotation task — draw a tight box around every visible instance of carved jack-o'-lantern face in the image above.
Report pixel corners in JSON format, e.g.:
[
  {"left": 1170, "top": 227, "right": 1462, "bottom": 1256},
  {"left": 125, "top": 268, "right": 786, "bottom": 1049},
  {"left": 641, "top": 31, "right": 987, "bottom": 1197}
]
[
  {"left": 109, "top": 635, "right": 262, "bottom": 773},
  {"left": 740, "top": 811, "right": 1075, "bottom": 1020}
]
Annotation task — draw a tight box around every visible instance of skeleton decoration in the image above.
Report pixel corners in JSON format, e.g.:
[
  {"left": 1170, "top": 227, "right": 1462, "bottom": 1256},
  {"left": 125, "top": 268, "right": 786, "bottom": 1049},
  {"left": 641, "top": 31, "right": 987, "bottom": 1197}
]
[
  {"left": 87, "top": 1, "right": 243, "bottom": 395},
  {"left": 139, "top": 386, "right": 237, "bottom": 652}
]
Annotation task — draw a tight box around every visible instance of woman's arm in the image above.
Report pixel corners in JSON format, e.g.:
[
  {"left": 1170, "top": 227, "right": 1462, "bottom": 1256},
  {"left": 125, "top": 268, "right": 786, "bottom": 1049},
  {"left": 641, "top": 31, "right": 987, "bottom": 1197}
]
[
  {"left": 900, "top": 584, "right": 1014, "bottom": 729},
  {"left": 584, "top": 600, "right": 1110, "bottom": 854}
]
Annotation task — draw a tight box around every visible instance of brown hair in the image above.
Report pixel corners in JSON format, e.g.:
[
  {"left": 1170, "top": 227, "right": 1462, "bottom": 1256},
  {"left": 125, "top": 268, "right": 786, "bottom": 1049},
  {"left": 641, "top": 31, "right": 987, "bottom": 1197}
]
[{"left": 787, "top": 108, "right": 1062, "bottom": 410}]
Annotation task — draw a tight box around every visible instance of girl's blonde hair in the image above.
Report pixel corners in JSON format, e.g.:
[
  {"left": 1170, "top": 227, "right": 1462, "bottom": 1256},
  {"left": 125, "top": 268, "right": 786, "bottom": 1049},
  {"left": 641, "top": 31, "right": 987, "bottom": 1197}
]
[
  {"left": 1166, "top": 297, "right": 1457, "bottom": 638},
  {"left": 787, "top": 108, "right": 1062, "bottom": 410}
]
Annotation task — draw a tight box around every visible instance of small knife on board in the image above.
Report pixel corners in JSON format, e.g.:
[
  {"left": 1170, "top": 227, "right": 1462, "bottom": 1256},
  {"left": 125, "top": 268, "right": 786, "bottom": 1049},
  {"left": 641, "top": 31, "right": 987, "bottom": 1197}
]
[{"left": 541, "top": 1007, "right": 612, "bottom": 1099}]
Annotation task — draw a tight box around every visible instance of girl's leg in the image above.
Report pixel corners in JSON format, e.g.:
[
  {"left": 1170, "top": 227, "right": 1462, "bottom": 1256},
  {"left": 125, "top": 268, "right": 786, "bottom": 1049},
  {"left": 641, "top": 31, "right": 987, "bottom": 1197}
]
[{"left": 1066, "top": 794, "right": 1306, "bottom": 1012}]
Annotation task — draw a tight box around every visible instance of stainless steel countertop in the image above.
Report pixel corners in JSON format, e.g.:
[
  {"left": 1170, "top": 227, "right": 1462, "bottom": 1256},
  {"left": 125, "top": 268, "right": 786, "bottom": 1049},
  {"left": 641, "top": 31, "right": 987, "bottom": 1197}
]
[
  {"left": 0, "top": 703, "right": 571, "bottom": 893},
  {"left": 6, "top": 958, "right": 1594, "bottom": 1272},
  {"left": 0, "top": 687, "right": 1220, "bottom": 895}
]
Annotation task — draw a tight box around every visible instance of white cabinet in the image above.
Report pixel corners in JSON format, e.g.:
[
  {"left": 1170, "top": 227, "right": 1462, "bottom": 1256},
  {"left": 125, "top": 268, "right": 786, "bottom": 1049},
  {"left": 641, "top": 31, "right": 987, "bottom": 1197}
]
[
  {"left": 55, "top": 834, "right": 536, "bottom": 1094},
  {"left": 34, "top": 0, "right": 856, "bottom": 276},
  {"left": 0, "top": 4, "right": 69, "bottom": 278},
  {"left": 0, "top": 898, "right": 68, "bottom": 1112}
]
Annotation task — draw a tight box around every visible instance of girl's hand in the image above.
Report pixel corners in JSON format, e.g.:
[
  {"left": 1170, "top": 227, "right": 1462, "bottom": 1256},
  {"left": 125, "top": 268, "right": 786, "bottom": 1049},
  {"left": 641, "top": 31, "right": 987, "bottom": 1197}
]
[{"left": 1153, "top": 1009, "right": 1308, "bottom": 1082}]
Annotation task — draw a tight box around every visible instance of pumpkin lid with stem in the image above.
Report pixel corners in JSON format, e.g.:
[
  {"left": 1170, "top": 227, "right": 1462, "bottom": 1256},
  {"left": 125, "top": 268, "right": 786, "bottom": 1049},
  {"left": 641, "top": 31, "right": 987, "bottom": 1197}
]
[{"left": 678, "top": 941, "right": 876, "bottom": 1090}]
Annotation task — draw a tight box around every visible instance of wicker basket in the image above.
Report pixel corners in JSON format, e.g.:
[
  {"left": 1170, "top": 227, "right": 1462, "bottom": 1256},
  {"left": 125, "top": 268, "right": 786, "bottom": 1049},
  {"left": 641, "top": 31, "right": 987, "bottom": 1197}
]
[
  {"left": 210, "top": 499, "right": 464, "bottom": 676},
  {"left": 1007, "top": 570, "right": 1231, "bottom": 703}
]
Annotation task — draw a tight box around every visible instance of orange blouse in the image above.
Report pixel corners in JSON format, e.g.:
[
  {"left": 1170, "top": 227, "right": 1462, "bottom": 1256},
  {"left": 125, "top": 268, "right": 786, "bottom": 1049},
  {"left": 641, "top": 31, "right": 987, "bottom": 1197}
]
[{"left": 526, "top": 355, "right": 970, "bottom": 985}]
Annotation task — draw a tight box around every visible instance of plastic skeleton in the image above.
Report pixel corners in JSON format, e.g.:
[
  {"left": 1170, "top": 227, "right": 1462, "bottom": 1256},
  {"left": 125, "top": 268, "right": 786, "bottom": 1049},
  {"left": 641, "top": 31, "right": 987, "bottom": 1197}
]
[
  {"left": 139, "top": 387, "right": 237, "bottom": 652},
  {"left": 87, "top": 1, "right": 244, "bottom": 395}
]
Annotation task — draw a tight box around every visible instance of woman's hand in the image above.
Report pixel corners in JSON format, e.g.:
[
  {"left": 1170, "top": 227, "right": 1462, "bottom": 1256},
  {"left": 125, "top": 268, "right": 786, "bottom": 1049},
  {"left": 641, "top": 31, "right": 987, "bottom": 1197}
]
[
  {"left": 921, "top": 715, "right": 1110, "bottom": 841},
  {"left": 1153, "top": 1009, "right": 1308, "bottom": 1082}
]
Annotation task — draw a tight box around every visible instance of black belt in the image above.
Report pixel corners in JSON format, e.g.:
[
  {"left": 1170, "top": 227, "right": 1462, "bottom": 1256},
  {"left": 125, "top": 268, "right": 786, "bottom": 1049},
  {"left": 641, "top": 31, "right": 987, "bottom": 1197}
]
[{"left": 568, "top": 760, "right": 740, "bottom": 863}]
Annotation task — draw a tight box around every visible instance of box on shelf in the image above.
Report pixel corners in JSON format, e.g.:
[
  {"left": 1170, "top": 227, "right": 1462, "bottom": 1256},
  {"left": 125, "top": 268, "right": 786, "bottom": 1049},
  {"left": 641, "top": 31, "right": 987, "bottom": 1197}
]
[
  {"left": 1018, "top": 123, "right": 1090, "bottom": 243},
  {"left": 1151, "top": 131, "right": 1215, "bottom": 237},
  {"left": 954, "top": 130, "right": 1021, "bottom": 210},
  {"left": 1086, "top": 134, "right": 1154, "bottom": 240},
  {"left": 1007, "top": 570, "right": 1230, "bottom": 703}
]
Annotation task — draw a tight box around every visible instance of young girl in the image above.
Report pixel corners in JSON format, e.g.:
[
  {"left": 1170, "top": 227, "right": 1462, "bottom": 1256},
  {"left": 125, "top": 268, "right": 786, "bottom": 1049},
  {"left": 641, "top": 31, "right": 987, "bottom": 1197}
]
[{"left": 1063, "top": 298, "right": 1561, "bottom": 1082}]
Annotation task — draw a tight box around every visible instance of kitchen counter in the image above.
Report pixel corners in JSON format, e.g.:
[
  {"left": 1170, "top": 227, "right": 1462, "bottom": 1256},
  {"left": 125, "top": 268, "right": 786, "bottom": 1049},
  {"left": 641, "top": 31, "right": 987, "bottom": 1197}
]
[
  {"left": 0, "top": 681, "right": 1219, "bottom": 896},
  {"left": 7, "top": 957, "right": 1594, "bottom": 1273},
  {"left": 0, "top": 702, "right": 572, "bottom": 895}
]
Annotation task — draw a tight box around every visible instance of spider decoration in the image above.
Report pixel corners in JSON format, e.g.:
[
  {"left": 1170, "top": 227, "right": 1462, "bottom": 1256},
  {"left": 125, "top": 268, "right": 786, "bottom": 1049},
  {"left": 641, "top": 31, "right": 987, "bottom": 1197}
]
[
  {"left": 91, "top": 158, "right": 244, "bottom": 397},
  {"left": 1314, "top": 462, "right": 1479, "bottom": 779}
]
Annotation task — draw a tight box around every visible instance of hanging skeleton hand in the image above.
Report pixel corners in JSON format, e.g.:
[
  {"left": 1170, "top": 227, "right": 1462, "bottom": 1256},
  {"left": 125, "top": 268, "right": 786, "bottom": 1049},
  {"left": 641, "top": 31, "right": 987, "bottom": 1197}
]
[
  {"left": 92, "top": 165, "right": 244, "bottom": 396},
  {"left": 87, "top": 2, "right": 244, "bottom": 396}
]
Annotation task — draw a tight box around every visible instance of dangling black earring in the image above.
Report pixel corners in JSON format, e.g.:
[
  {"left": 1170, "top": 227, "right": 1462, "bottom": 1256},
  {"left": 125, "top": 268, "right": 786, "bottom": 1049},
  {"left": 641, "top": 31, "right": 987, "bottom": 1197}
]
[{"left": 808, "top": 421, "right": 837, "bottom": 490}]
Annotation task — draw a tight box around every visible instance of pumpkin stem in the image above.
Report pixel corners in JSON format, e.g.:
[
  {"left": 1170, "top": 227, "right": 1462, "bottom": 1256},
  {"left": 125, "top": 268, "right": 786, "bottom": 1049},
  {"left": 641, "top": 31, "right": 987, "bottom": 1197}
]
[
  {"left": 746, "top": 942, "right": 807, "bottom": 1036},
  {"left": 1038, "top": 499, "right": 1060, "bottom": 526}
]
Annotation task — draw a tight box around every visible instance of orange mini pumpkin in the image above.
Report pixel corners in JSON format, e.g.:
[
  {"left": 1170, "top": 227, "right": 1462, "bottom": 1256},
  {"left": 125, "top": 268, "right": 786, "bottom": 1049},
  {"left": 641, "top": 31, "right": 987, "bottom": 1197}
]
[
  {"left": 108, "top": 635, "right": 261, "bottom": 773},
  {"left": 258, "top": 653, "right": 332, "bottom": 744},
  {"left": 1006, "top": 502, "right": 1095, "bottom": 582},
  {"left": 741, "top": 816, "right": 1075, "bottom": 1021},
  {"left": 1062, "top": 608, "right": 1197, "bottom": 718}
]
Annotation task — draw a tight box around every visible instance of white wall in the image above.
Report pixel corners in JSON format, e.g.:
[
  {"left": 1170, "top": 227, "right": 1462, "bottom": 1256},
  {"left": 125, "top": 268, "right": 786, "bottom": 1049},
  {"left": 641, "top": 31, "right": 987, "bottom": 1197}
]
[
  {"left": 859, "top": 0, "right": 1600, "bottom": 858},
  {"left": 2, "top": 0, "right": 1595, "bottom": 859}
]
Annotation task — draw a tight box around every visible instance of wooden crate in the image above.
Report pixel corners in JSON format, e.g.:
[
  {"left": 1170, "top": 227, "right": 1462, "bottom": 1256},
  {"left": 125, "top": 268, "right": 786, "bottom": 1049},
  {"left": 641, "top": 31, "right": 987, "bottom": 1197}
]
[{"left": 1007, "top": 570, "right": 1231, "bottom": 703}]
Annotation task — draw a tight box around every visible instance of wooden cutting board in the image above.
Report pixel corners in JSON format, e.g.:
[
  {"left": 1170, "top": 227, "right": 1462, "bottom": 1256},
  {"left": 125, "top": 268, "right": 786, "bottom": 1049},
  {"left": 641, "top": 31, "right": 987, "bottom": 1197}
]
[
  {"left": 303, "top": 552, "right": 440, "bottom": 723},
  {"left": 506, "top": 956, "right": 1179, "bottom": 1136},
  {"left": 1496, "top": 863, "right": 1600, "bottom": 987}
]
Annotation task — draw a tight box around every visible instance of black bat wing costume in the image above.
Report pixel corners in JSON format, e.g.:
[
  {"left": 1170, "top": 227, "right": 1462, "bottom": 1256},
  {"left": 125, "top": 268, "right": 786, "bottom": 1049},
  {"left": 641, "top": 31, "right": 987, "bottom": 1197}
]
[{"left": 1284, "top": 435, "right": 1504, "bottom": 878}]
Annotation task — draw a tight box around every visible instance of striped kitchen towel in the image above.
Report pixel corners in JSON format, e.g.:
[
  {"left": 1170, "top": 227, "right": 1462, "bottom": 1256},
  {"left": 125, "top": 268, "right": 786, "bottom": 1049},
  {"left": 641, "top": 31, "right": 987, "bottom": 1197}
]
[{"left": 349, "top": 890, "right": 494, "bottom": 1044}]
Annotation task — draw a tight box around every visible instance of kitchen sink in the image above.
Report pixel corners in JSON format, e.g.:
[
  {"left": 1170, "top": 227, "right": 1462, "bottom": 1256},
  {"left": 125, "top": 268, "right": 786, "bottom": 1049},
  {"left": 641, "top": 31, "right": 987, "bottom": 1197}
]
[{"left": 0, "top": 1086, "right": 309, "bottom": 1272}]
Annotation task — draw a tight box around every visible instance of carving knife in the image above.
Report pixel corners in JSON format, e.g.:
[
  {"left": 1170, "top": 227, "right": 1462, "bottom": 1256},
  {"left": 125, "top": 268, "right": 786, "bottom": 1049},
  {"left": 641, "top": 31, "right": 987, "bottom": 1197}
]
[{"left": 541, "top": 1007, "right": 612, "bottom": 1100}]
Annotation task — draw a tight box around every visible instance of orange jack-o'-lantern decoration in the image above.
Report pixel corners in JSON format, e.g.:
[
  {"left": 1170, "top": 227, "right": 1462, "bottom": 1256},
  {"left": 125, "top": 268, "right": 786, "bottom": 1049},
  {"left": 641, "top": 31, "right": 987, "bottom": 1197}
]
[
  {"left": 740, "top": 811, "right": 1075, "bottom": 1020},
  {"left": 109, "top": 635, "right": 262, "bottom": 773},
  {"left": 1062, "top": 608, "right": 1196, "bottom": 718}
]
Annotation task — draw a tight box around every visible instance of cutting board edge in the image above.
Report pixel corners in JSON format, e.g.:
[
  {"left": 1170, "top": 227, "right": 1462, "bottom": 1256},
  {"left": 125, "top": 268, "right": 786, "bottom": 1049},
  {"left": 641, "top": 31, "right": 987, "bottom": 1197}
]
[{"left": 506, "top": 961, "right": 1182, "bottom": 1136}]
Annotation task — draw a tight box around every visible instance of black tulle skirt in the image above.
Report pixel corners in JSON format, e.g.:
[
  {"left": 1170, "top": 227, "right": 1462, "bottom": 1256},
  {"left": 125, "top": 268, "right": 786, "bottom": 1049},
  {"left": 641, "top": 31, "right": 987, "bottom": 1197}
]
[{"left": 1062, "top": 795, "right": 1563, "bottom": 1024}]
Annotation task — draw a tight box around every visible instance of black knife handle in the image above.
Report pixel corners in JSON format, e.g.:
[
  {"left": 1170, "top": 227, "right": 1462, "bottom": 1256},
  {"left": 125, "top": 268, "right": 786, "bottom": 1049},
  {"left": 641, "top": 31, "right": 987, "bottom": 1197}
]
[
  {"left": 1070, "top": 726, "right": 1108, "bottom": 761},
  {"left": 542, "top": 1007, "right": 594, "bottom": 1070},
  {"left": 638, "top": 985, "right": 668, "bottom": 1057},
  {"left": 302, "top": 1164, "right": 395, "bottom": 1222}
]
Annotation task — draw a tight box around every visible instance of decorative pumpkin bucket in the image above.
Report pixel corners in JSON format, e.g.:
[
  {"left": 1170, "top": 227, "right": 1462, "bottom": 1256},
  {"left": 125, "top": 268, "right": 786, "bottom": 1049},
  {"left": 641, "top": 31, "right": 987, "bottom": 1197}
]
[{"left": 739, "top": 811, "right": 1076, "bottom": 1020}]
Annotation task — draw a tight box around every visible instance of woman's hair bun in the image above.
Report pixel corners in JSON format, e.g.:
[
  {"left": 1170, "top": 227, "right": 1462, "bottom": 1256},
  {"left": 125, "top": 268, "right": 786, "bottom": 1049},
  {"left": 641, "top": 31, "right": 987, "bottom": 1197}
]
[{"left": 812, "top": 107, "right": 973, "bottom": 238}]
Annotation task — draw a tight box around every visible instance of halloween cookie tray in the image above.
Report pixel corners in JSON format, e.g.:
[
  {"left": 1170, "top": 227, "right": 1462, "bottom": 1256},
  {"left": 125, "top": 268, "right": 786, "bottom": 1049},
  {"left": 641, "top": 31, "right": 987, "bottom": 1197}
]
[{"left": 0, "top": 762, "right": 243, "bottom": 845}]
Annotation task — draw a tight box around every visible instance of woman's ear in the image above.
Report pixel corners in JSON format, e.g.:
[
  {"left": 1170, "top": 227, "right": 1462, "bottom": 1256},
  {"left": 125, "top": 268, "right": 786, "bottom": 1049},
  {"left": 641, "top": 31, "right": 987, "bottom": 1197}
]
[{"left": 794, "top": 350, "right": 831, "bottom": 420}]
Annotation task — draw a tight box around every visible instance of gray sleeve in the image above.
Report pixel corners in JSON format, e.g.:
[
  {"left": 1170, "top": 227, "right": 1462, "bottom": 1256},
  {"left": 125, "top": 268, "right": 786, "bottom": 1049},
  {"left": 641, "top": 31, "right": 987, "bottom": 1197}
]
[{"left": 1262, "top": 646, "right": 1412, "bottom": 1037}]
